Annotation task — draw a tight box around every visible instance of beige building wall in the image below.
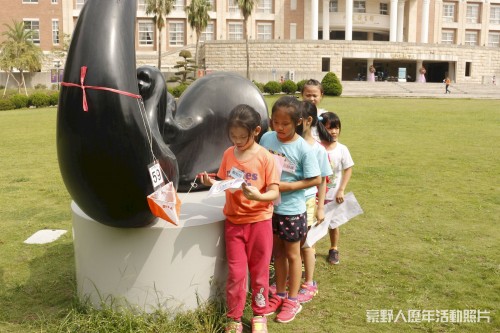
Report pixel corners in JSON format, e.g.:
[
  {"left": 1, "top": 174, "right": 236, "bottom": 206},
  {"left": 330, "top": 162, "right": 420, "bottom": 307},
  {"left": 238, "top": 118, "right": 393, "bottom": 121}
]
[
  {"left": 0, "top": 0, "right": 499, "bottom": 83},
  {"left": 200, "top": 39, "right": 500, "bottom": 83}
]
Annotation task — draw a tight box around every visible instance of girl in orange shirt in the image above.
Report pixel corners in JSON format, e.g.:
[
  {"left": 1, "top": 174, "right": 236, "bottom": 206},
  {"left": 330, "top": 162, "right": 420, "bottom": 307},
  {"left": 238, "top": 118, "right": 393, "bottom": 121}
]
[{"left": 201, "top": 104, "right": 279, "bottom": 333}]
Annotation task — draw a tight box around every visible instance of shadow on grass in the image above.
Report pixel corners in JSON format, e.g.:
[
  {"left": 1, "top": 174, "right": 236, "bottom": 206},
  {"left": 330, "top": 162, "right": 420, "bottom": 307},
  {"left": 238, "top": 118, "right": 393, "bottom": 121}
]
[{"left": 0, "top": 242, "right": 76, "bottom": 325}]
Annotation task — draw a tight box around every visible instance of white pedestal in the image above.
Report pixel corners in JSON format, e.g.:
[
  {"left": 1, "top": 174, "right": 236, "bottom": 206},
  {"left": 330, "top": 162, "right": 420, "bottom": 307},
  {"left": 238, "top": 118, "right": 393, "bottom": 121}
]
[{"left": 72, "top": 192, "right": 227, "bottom": 314}]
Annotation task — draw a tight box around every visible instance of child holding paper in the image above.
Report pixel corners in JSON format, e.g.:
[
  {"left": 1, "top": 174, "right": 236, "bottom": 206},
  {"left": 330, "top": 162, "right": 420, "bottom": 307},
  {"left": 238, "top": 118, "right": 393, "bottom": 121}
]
[
  {"left": 297, "top": 101, "right": 333, "bottom": 303},
  {"left": 319, "top": 112, "right": 354, "bottom": 265},
  {"left": 260, "top": 96, "right": 321, "bottom": 323},
  {"left": 200, "top": 104, "right": 279, "bottom": 333}
]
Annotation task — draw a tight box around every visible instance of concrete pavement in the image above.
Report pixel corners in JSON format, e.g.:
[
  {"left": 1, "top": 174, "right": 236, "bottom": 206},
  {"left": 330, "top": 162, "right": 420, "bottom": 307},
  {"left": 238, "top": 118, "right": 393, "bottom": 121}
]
[{"left": 340, "top": 81, "right": 500, "bottom": 99}]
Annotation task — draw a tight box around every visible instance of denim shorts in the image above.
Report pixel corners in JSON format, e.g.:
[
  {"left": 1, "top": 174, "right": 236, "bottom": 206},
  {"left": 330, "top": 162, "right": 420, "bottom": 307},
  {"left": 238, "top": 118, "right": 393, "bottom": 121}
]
[{"left": 272, "top": 212, "right": 307, "bottom": 242}]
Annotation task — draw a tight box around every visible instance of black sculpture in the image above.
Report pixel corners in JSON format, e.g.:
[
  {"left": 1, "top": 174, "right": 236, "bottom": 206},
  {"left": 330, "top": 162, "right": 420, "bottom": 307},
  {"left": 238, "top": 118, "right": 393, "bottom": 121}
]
[
  {"left": 162, "top": 72, "right": 269, "bottom": 191},
  {"left": 57, "top": 0, "right": 268, "bottom": 228}
]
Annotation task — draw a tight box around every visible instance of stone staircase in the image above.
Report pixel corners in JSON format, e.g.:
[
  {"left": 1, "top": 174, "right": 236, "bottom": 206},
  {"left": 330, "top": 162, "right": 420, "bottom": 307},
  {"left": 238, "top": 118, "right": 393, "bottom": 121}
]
[{"left": 341, "top": 81, "right": 500, "bottom": 99}]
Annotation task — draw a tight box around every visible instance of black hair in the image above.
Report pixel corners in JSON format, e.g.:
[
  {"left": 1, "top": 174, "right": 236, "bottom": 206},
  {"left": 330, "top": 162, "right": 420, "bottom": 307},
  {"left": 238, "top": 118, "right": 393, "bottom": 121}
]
[
  {"left": 301, "top": 78, "right": 324, "bottom": 95},
  {"left": 319, "top": 111, "right": 342, "bottom": 132},
  {"left": 271, "top": 95, "right": 303, "bottom": 136},
  {"left": 227, "top": 104, "right": 262, "bottom": 142},
  {"left": 301, "top": 101, "right": 333, "bottom": 143}
]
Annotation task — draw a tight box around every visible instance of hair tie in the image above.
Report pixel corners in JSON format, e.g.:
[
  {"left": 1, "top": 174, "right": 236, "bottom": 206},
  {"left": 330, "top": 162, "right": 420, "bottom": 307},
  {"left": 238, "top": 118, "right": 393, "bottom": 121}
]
[{"left": 318, "top": 116, "right": 323, "bottom": 121}]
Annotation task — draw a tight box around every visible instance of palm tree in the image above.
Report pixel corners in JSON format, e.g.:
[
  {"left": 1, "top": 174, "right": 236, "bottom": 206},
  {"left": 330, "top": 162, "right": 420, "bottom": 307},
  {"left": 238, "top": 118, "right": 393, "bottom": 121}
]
[
  {"left": 237, "top": 0, "right": 256, "bottom": 79},
  {"left": 0, "top": 20, "right": 43, "bottom": 95},
  {"left": 145, "top": 0, "right": 175, "bottom": 70},
  {"left": 186, "top": 0, "right": 211, "bottom": 67}
]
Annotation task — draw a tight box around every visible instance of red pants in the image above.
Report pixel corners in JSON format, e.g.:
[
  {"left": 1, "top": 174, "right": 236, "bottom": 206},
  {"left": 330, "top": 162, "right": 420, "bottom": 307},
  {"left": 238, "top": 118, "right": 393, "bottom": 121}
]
[{"left": 225, "top": 219, "right": 273, "bottom": 320}]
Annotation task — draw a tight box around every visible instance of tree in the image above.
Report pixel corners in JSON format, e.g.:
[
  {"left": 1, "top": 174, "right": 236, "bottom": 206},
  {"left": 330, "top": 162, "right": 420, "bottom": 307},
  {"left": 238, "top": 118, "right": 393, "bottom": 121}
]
[
  {"left": 168, "top": 50, "right": 196, "bottom": 84},
  {"left": 186, "top": 0, "right": 211, "bottom": 67},
  {"left": 145, "top": 0, "right": 175, "bottom": 70},
  {"left": 237, "top": 0, "right": 256, "bottom": 79},
  {"left": 0, "top": 21, "right": 44, "bottom": 96}
]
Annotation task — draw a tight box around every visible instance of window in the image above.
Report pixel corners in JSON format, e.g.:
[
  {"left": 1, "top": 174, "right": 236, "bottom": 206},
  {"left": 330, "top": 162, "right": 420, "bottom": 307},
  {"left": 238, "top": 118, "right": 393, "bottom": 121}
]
[
  {"left": 257, "top": 22, "right": 273, "bottom": 40},
  {"left": 329, "top": 0, "right": 338, "bottom": 12},
  {"left": 138, "top": 0, "right": 146, "bottom": 11},
  {"left": 464, "top": 31, "right": 478, "bottom": 46},
  {"left": 380, "top": 3, "right": 388, "bottom": 15},
  {"left": 257, "top": 0, "right": 272, "bottom": 13},
  {"left": 465, "top": 62, "right": 471, "bottom": 77},
  {"left": 201, "top": 22, "right": 215, "bottom": 41},
  {"left": 488, "top": 32, "right": 500, "bottom": 47},
  {"left": 291, "top": 0, "right": 297, "bottom": 10},
  {"left": 228, "top": 22, "right": 243, "bottom": 40},
  {"left": 441, "top": 30, "right": 455, "bottom": 44},
  {"left": 322, "top": 57, "right": 330, "bottom": 72},
  {"left": 52, "top": 0, "right": 58, "bottom": 4},
  {"left": 353, "top": 1, "right": 366, "bottom": 13},
  {"left": 169, "top": 21, "right": 184, "bottom": 46},
  {"left": 24, "top": 19, "right": 40, "bottom": 44},
  {"left": 466, "top": 4, "right": 480, "bottom": 24},
  {"left": 174, "top": 0, "right": 184, "bottom": 11},
  {"left": 76, "top": 0, "right": 86, "bottom": 10},
  {"left": 290, "top": 23, "right": 296, "bottom": 39},
  {"left": 228, "top": 0, "right": 239, "bottom": 13},
  {"left": 490, "top": 6, "right": 500, "bottom": 24},
  {"left": 52, "top": 19, "right": 60, "bottom": 45},
  {"left": 138, "top": 21, "right": 154, "bottom": 46},
  {"left": 443, "top": 3, "right": 455, "bottom": 23},
  {"left": 22, "top": 0, "right": 38, "bottom": 3}
]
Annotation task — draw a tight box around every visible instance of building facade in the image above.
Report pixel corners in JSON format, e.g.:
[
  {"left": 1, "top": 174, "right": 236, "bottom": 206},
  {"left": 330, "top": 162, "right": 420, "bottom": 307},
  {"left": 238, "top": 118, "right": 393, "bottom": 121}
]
[{"left": 0, "top": 0, "right": 499, "bottom": 84}]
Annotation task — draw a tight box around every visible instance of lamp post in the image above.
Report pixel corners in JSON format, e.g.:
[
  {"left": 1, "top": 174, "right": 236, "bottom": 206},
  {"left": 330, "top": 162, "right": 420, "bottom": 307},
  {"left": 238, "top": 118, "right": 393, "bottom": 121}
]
[{"left": 54, "top": 60, "right": 61, "bottom": 90}]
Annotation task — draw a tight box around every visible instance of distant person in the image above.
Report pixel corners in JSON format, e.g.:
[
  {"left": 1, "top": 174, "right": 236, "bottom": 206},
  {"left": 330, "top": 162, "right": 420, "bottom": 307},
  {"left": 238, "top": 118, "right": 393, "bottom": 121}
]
[
  {"left": 319, "top": 112, "right": 354, "bottom": 265},
  {"left": 418, "top": 67, "right": 426, "bottom": 83},
  {"left": 200, "top": 104, "right": 280, "bottom": 333},
  {"left": 444, "top": 77, "right": 451, "bottom": 94},
  {"left": 368, "top": 65, "right": 376, "bottom": 82},
  {"left": 493, "top": 75, "right": 496, "bottom": 86}
]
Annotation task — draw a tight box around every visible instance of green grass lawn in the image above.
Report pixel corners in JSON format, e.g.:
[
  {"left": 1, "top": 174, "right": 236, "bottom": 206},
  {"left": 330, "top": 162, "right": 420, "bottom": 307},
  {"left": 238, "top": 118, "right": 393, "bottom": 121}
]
[{"left": 0, "top": 97, "right": 499, "bottom": 332}]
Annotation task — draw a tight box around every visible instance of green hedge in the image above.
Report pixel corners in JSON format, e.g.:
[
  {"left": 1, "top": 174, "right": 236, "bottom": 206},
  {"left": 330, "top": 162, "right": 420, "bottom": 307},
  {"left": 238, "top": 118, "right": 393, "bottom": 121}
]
[
  {"left": 264, "top": 81, "right": 282, "bottom": 95},
  {"left": 321, "top": 72, "right": 343, "bottom": 96},
  {"left": 0, "top": 91, "right": 60, "bottom": 111},
  {"left": 281, "top": 80, "right": 298, "bottom": 94}
]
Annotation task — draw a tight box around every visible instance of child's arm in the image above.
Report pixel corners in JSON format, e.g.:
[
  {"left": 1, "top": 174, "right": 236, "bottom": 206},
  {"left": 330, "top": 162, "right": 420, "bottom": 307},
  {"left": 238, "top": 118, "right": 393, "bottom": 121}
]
[
  {"left": 241, "top": 183, "right": 279, "bottom": 202},
  {"left": 335, "top": 167, "right": 353, "bottom": 204},
  {"left": 199, "top": 172, "right": 218, "bottom": 186},
  {"left": 315, "top": 176, "right": 327, "bottom": 224},
  {"left": 279, "top": 175, "right": 321, "bottom": 192}
]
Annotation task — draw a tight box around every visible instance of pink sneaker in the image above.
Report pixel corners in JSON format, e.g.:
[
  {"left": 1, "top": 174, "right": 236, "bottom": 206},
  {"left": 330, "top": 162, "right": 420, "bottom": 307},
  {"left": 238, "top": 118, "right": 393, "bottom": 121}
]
[
  {"left": 263, "top": 293, "right": 283, "bottom": 316},
  {"left": 225, "top": 321, "right": 243, "bottom": 333},
  {"left": 251, "top": 316, "right": 268, "bottom": 333},
  {"left": 276, "top": 298, "right": 302, "bottom": 323},
  {"left": 297, "top": 281, "right": 318, "bottom": 303}
]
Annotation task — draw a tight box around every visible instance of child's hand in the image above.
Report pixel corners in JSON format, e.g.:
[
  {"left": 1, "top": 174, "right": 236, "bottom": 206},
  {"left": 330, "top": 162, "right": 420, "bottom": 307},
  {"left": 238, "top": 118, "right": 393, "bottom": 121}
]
[
  {"left": 199, "top": 172, "right": 216, "bottom": 186},
  {"left": 241, "top": 183, "right": 261, "bottom": 201},
  {"left": 336, "top": 189, "right": 345, "bottom": 204},
  {"left": 315, "top": 207, "right": 325, "bottom": 224}
]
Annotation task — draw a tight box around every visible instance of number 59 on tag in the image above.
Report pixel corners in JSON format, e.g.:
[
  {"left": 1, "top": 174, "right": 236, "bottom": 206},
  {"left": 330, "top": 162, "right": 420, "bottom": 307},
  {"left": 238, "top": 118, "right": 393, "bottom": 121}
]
[{"left": 148, "top": 162, "right": 164, "bottom": 188}]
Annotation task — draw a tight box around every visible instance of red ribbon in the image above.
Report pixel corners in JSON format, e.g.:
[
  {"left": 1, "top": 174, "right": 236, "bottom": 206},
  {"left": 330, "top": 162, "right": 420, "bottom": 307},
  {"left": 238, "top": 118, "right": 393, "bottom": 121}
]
[{"left": 61, "top": 66, "right": 141, "bottom": 112}]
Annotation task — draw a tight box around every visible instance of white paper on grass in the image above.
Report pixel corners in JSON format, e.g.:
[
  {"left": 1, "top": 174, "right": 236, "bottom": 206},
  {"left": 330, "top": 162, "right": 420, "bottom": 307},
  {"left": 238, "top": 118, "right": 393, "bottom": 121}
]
[
  {"left": 303, "top": 192, "right": 363, "bottom": 248},
  {"left": 24, "top": 229, "right": 67, "bottom": 244},
  {"left": 207, "top": 178, "right": 246, "bottom": 197}
]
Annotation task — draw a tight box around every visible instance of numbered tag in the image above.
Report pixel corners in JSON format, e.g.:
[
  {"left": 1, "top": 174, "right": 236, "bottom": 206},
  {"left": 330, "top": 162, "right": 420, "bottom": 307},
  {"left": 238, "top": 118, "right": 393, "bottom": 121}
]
[
  {"left": 282, "top": 158, "right": 297, "bottom": 174},
  {"left": 148, "top": 162, "right": 164, "bottom": 189},
  {"left": 229, "top": 167, "right": 245, "bottom": 179}
]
